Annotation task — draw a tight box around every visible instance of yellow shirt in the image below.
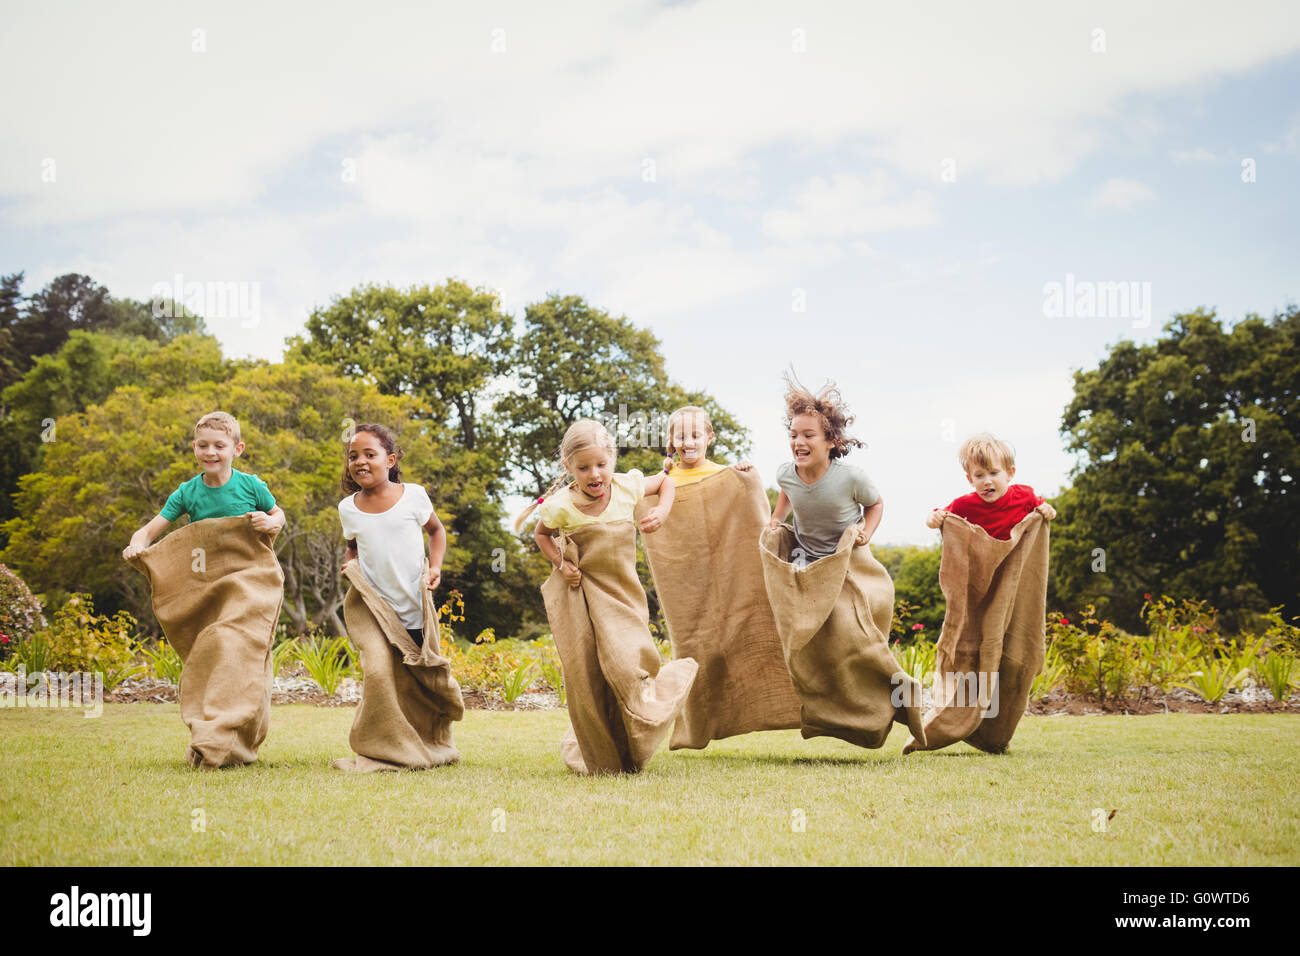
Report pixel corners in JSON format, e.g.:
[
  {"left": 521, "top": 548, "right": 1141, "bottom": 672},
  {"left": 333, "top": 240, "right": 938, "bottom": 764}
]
[
  {"left": 538, "top": 470, "right": 645, "bottom": 531},
  {"left": 665, "top": 459, "right": 725, "bottom": 487}
]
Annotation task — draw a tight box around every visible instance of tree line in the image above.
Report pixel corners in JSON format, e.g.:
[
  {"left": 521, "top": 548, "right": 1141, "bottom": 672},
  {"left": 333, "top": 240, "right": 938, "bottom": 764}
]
[{"left": 1, "top": 271, "right": 1295, "bottom": 638}]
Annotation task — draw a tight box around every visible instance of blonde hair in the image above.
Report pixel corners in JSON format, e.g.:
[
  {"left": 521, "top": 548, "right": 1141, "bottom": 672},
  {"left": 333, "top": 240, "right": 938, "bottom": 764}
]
[
  {"left": 195, "top": 411, "right": 241, "bottom": 443},
  {"left": 514, "top": 419, "right": 618, "bottom": 531},
  {"left": 782, "top": 370, "right": 863, "bottom": 459},
  {"left": 958, "top": 433, "right": 1016, "bottom": 473},
  {"left": 665, "top": 405, "right": 714, "bottom": 458}
]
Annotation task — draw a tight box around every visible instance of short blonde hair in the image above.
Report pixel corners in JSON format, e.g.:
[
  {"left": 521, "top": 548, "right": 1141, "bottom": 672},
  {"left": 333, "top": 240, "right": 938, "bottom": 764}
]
[
  {"left": 195, "top": 411, "right": 241, "bottom": 443},
  {"left": 665, "top": 405, "right": 714, "bottom": 457},
  {"left": 958, "top": 433, "right": 1015, "bottom": 473}
]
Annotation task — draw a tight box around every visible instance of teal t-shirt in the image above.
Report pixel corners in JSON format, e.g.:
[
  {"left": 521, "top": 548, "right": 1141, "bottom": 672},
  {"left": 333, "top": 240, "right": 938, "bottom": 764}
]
[{"left": 160, "top": 470, "right": 276, "bottom": 523}]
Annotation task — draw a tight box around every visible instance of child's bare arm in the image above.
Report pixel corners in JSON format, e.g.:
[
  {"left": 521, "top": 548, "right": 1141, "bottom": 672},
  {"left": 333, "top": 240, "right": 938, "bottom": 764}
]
[
  {"left": 856, "top": 498, "right": 884, "bottom": 545},
  {"left": 640, "top": 473, "right": 675, "bottom": 533},
  {"left": 424, "top": 510, "right": 447, "bottom": 589},
  {"left": 535, "top": 521, "right": 581, "bottom": 586},
  {"left": 343, "top": 539, "right": 358, "bottom": 568},
  {"left": 123, "top": 514, "right": 171, "bottom": 560},
  {"left": 769, "top": 490, "right": 791, "bottom": 529}
]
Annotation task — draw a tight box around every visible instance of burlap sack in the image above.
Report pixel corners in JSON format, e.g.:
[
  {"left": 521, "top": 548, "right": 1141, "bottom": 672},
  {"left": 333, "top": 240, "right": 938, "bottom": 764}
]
[
  {"left": 759, "top": 524, "right": 927, "bottom": 750},
  {"left": 541, "top": 521, "right": 698, "bottom": 774},
  {"left": 330, "top": 563, "right": 464, "bottom": 772},
  {"left": 638, "top": 467, "right": 801, "bottom": 749},
  {"left": 904, "top": 512, "right": 1048, "bottom": 754},
  {"left": 129, "top": 516, "right": 283, "bottom": 769}
]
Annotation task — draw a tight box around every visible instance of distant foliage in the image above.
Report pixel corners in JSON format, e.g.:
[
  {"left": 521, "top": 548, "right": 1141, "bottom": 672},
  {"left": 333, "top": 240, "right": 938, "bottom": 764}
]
[{"left": 0, "top": 563, "right": 45, "bottom": 660}]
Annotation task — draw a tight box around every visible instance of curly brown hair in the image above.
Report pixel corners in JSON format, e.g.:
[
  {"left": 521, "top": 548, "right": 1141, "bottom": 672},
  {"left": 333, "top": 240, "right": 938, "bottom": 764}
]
[{"left": 782, "top": 371, "right": 864, "bottom": 459}]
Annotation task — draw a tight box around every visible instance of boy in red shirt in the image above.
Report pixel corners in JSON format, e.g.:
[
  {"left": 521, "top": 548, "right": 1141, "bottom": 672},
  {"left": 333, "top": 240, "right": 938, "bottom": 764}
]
[{"left": 926, "top": 434, "right": 1056, "bottom": 538}]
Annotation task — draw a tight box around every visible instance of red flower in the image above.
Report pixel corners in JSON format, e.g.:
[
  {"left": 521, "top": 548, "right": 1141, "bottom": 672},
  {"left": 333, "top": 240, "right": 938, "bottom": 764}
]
[
  {"left": 892, "top": 638, "right": 899, "bottom": 644},
  {"left": 1143, "top": 593, "right": 1152, "bottom": 600},
  {"left": 1060, "top": 618, "right": 1069, "bottom": 625},
  {"left": 911, "top": 623, "right": 924, "bottom": 631}
]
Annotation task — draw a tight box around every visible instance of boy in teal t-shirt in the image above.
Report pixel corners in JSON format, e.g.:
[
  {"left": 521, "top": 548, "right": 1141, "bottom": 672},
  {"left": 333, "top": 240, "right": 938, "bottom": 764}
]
[{"left": 122, "top": 411, "right": 285, "bottom": 559}]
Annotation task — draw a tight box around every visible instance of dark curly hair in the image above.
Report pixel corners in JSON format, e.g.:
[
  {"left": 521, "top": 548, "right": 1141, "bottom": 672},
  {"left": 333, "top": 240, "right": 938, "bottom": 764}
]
[
  {"left": 341, "top": 422, "right": 404, "bottom": 493},
  {"left": 782, "top": 370, "right": 864, "bottom": 460}
]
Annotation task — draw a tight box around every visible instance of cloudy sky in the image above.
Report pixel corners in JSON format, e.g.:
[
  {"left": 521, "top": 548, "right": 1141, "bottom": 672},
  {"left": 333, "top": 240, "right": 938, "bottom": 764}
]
[{"left": 4, "top": 0, "right": 1298, "bottom": 544}]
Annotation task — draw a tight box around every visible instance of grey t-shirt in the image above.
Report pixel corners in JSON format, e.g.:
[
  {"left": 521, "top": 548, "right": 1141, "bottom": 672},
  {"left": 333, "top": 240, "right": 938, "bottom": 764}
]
[{"left": 776, "top": 459, "right": 881, "bottom": 560}]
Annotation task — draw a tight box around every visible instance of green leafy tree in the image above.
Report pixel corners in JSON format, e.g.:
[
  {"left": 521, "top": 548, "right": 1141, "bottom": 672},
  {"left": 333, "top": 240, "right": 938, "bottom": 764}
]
[
  {"left": 1052, "top": 306, "right": 1299, "bottom": 630},
  {"left": 0, "top": 359, "right": 470, "bottom": 635},
  {"left": 287, "top": 279, "right": 514, "bottom": 451},
  {"left": 10, "top": 273, "right": 115, "bottom": 363},
  {"left": 497, "top": 293, "right": 749, "bottom": 496},
  {"left": 0, "top": 332, "right": 224, "bottom": 532},
  {"left": 287, "top": 279, "right": 534, "bottom": 637},
  {"left": 0, "top": 272, "right": 25, "bottom": 390},
  {"left": 875, "top": 544, "right": 946, "bottom": 635},
  {"left": 498, "top": 294, "right": 750, "bottom": 626}
]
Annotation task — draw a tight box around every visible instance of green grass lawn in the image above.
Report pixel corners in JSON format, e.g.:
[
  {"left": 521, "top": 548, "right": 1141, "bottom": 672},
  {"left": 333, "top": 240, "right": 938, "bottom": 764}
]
[{"left": 2, "top": 705, "right": 1296, "bottom": 865}]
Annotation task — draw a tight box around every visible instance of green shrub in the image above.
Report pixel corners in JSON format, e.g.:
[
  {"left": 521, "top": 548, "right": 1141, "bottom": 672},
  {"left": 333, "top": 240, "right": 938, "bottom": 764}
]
[
  {"left": 272, "top": 636, "right": 299, "bottom": 678},
  {"left": 3, "top": 628, "right": 56, "bottom": 674},
  {"left": 0, "top": 564, "right": 47, "bottom": 661},
  {"left": 1048, "top": 606, "right": 1135, "bottom": 702},
  {"left": 1258, "top": 651, "right": 1296, "bottom": 702},
  {"left": 1030, "top": 647, "right": 1067, "bottom": 700},
  {"left": 39, "top": 593, "right": 143, "bottom": 689},
  {"left": 1178, "top": 656, "right": 1248, "bottom": 704},
  {"left": 294, "top": 635, "right": 352, "bottom": 696},
  {"left": 891, "top": 637, "right": 936, "bottom": 685},
  {"left": 139, "top": 638, "right": 183, "bottom": 684},
  {"left": 500, "top": 662, "right": 537, "bottom": 703}
]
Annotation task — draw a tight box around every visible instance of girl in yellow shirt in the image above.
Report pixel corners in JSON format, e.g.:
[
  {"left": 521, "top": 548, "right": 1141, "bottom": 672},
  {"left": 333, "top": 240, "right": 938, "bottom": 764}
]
[{"left": 660, "top": 405, "right": 753, "bottom": 485}]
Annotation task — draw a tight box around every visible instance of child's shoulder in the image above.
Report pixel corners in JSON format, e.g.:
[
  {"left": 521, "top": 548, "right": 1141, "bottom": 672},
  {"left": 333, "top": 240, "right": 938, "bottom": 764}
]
[{"left": 232, "top": 469, "right": 272, "bottom": 488}]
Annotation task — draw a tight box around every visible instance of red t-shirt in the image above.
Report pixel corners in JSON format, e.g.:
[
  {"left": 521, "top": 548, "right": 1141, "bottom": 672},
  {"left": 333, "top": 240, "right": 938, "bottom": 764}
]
[{"left": 942, "top": 484, "right": 1044, "bottom": 540}]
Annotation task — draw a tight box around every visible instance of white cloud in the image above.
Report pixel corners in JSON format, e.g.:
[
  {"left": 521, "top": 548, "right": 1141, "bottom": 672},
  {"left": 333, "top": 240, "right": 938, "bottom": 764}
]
[
  {"left": 1262, "top": 113, "right": 1300, "bottom": 155},
  {"left": 1170, "top": 146, "right": 1225, "bottom": 164},
  {"left": 1087, "top": 177, "right": 1156, "bottom": 211},
  {"left": 762, "top": 172, "right": 935, "bottom": 241},
  {"left": 4, "top": 0, "right": 1300, "bottom": 225}
]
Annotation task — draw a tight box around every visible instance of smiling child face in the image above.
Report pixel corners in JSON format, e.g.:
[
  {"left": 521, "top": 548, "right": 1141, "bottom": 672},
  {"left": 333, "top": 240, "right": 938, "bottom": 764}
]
[
  {"left": 566, "top": 445, "right": 615, "bottom": 500},
  {"left": 788, "top": 412, "right": 832, "bottom": 471},
  {"left": 347, "top": 431, "right": 397, "bottom": 491},
  {"left": 966, "top": 457, "right": 1016, "bottom": 503},
  {"left": 193, "top": 426, "right": 243, "bottom": 482},
  {"left": 671, "top": 412, "right": 714, "bottom": 468}
]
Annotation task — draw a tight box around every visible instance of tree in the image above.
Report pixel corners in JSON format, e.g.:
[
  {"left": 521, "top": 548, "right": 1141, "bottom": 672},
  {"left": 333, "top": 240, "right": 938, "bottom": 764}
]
[
  {"left": 0, "top": 332, "right": 224, "bottom": 532},
  {"left": 497, "top": 293, "right": 750, "bottom": 497},
  {"left": 287, "top": 279, "right": 535, "bottom": 637},
  {"left": 0, "top": 272, "right": 25, "bottom": 389},
  {"left": 496, "top": 293, "right": 751, "bottom": 627},
  {"left": 875, "top": 544, "right": 945, "bottom": 635},
  {"left": 288, "top": 279, "right": 514, "bottom": 452},
  {"left": 1051, "top": 306, "right": 1299, "bottom": 630},
  {"left": 1, "top": 273, "right": 206, "bottom": 381},
  {"left": 10, "top": 273, "right": 115, "bottom": 363},
  {"left": 0, "top": 358, "right": 465, "bottom": 635}
]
